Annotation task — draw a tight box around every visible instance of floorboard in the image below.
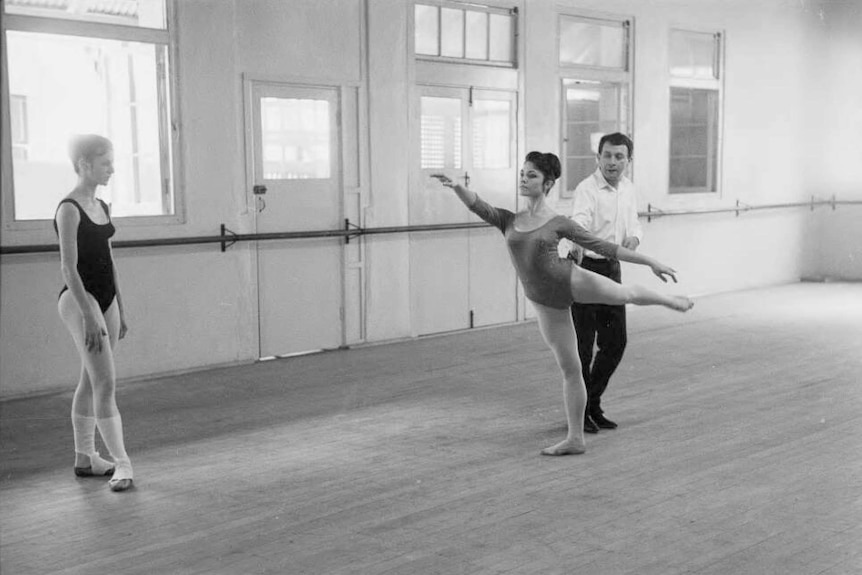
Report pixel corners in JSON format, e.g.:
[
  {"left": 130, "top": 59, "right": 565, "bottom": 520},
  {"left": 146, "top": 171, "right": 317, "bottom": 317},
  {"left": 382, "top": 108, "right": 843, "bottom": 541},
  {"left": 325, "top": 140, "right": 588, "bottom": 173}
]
[{"left": 2, "top": 282, "right": 861, "bottom": 575}]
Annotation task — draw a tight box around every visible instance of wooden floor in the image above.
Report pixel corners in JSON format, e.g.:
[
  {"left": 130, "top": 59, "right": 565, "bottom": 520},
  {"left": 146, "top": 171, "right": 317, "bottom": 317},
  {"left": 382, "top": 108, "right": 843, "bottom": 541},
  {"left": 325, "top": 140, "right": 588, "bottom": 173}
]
[{"left": 1, "top": 282, "right": 861, "bottom": 575}]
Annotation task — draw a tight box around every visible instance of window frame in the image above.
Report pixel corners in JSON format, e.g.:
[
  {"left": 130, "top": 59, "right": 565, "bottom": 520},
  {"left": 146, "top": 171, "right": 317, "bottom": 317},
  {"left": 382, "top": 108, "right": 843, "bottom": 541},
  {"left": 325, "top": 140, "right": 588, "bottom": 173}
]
[
  {"left": 0, "top": 3, "right": 184, "bottom": 232},
  {"left": 412, "top": 0, "right": 519, "bottom": 69},
  {"left": 667, "top": 27, "right": 724, "bottom": 196},
  {"left": 557, "top": 10, "right": 634, "bottom": 199}
]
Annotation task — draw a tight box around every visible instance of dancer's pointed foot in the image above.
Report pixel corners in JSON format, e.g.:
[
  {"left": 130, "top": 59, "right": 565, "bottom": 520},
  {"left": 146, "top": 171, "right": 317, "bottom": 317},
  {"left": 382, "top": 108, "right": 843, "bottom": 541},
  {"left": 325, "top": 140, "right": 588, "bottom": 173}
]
[
  {"left": 670, "top": 296, "right": 694, "bottom": 312},
  {"left": 541, "top": 438, "right": 586, "bottom": 456}
]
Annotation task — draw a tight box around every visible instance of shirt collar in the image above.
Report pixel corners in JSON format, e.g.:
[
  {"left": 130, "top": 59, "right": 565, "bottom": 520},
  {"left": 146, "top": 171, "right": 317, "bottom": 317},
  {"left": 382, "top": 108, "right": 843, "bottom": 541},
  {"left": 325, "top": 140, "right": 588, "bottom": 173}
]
[{"left": 593, "top": 168, "right": 629, "bottom": 192}]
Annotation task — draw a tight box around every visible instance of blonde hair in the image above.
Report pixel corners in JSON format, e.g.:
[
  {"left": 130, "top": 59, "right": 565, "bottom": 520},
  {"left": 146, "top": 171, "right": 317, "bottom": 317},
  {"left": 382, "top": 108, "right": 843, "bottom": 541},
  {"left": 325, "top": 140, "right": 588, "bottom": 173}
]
[{"left": 68, "top": 134, "right": 112, "bottom": 174}]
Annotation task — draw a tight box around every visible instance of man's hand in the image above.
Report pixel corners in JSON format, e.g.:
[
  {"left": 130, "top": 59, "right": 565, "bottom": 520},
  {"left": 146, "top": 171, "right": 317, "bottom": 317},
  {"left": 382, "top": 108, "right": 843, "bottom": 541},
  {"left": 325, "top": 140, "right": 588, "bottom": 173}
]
[{"left": 622, "top": 236, "right": 640, "bottom": 250}]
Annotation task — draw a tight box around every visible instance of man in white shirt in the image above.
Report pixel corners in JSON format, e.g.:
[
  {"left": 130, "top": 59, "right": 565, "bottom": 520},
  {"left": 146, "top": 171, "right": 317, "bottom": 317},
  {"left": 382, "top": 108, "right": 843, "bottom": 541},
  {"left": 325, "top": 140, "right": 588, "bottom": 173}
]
[{"left": 568, "top": 133, "right": 643, "bottom": 433}]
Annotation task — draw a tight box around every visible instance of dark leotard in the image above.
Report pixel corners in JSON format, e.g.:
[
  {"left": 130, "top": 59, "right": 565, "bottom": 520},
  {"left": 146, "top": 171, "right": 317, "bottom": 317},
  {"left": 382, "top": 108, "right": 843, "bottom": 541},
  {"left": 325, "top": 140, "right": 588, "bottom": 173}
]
[
  {"left": 54, "top": 199, "right": 117, "bottom": 313},
  {"left": 469, "top": 196, "right": 619, "bottom": 309}
]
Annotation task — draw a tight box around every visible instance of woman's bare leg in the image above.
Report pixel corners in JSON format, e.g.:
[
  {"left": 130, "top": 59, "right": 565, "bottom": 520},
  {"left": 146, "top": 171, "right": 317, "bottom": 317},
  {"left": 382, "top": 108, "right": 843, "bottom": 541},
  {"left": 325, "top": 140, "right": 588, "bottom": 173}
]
[
  {"left": 532, "top": 302, "right": 587, "bottom": 456},
  {"left": 59, "top": 293, "right": 132, "bottom": 488},
  {"left": 571, "top": 266, "right": 693, "bottom": 311}
]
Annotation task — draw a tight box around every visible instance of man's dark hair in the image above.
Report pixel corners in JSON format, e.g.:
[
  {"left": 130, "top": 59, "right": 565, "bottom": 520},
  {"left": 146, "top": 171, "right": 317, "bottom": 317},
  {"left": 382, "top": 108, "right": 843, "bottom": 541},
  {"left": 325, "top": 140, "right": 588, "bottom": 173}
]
[{"left": 598, "top": 132, "right": 633, "bottom": 159}]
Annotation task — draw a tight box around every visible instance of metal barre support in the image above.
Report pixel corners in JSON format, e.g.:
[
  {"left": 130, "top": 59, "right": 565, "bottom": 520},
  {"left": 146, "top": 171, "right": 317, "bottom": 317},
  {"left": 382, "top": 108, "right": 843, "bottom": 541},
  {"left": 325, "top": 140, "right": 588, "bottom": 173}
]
[{"left": 2, "top": 198, "right": 861, "bottom": 256}]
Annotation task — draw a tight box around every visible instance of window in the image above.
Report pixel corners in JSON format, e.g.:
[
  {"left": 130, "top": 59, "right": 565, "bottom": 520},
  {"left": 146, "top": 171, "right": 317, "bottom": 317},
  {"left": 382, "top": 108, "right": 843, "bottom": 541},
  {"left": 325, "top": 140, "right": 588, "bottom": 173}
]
[
  {"left": 420, "top": 96, "right": 462, "bottom": 170},
  {"left": 669, "top": 30, "right": 722, "bottom": 194},
  {"left": 558, "top": 13, "right": 632, "bottom": 198},
  {"left": 2, "top": 0, "right": 177, "bottom": 221},
  {"left": 260, "top": 98, "right": 331, "bottom": 180},
  {"left": 563, "top": 80, "right": 629, "bottom": 194},
  {"left": 559, "top": 16, "right": 629, "bottom": 71},
  {"left": 414, "top": 2, "right": 517, "bottom": 67}
]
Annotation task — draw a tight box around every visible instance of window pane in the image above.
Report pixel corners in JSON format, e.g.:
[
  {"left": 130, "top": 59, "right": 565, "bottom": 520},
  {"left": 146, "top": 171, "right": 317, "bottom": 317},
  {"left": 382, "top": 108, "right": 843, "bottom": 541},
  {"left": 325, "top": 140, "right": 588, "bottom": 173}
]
[
  {"left": 567, "top": 157, "right": 598, "bottom": 188},
  {"left": 465, "top": 11, "right": 488, "bottom": 60},
  {"left": 488, "top": 13, "right": 512, "bottom": 62},
  {"left": 261, "top": 98, "right": 330, "bottom": 180},
  {"left": 472, "top": 99, "right": 510, "bottom": 169},
  {"left": 669, "top": 87, "right": 718, "bottom": 192},
  {"left": 415, "top": 4, "right": 439, "bottom": 56},
  {"left": 6, "top": 31, "right": 172, "bottom": 220},
  {"left": 420, "top": 97, "right": 461, "bottom": 170},
  {"left": 670, "top": 30, "right": 717, "bottom": 79},
  {"left": 559, "top": 17, "right": 625, "bottom": 69},
  {"left": 440, "top": 8, "right": 464, "bottom": 58},
  {"left": 564, "top": 82, "right": 626, "bottom": 181},
  {"left": 4, "top": 0, "right": 167, "bottom": 30}
]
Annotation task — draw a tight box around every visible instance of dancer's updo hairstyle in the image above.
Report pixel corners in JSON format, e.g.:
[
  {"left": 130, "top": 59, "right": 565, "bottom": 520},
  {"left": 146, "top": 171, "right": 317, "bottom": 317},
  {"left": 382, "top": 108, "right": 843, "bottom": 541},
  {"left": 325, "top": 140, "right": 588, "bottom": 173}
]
[{"left": 524, "top": 151, "right": 562, "bottom": 193}]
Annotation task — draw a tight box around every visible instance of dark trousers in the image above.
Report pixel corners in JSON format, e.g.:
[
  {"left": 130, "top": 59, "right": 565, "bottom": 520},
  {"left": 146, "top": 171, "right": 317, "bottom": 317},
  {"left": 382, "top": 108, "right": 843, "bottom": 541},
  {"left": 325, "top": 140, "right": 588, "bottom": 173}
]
[{"left": 571, "top": 257, "right": 627, "bottom": 417}]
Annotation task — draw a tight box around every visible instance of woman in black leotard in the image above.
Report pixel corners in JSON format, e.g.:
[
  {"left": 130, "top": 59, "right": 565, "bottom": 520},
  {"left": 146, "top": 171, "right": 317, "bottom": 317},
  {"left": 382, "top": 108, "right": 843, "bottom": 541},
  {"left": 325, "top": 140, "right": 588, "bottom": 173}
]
[
  {"left": 433, "top": 152, "right": 692, "bottom": 455},
  {"left": 55, "top": 134, "right": 133, "bottom": 492}
]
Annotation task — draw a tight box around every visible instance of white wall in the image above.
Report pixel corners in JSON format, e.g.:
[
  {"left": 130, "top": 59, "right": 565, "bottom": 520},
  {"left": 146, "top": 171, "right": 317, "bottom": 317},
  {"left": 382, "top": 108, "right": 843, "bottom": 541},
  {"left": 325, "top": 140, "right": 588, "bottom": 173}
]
[
  {"left": 800, "top": 0, "right": 862, "bottom": 281},
  {"left": 2, "top": 0, "right": 860, "bottom": 398}
]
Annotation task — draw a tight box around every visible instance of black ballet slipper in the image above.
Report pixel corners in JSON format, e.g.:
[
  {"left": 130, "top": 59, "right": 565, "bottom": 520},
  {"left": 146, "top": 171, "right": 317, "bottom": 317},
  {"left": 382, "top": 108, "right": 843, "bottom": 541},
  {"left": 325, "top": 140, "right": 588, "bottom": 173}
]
[
  {"left": 74, "top": 465, "right": 115, "bottom": 478},
  {"left": 108, "top": 478, "right": 134, "bottom": 492}
]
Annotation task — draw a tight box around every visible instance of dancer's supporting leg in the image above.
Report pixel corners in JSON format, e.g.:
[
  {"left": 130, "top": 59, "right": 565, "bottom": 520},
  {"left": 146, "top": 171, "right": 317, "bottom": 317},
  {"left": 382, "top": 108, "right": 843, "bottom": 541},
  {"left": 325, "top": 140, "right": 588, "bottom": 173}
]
[
  {"left": 59, "top": 292, "right": 133, "bottom": 491},
  {"left": 532, "top": 302, "right": 587, "bottom": 456},
  {"left": 71, "top": 366, "right": 115, "bottom": 476},
  {"left": 571, "top": 266, "right": 693, "bottom": 311}
]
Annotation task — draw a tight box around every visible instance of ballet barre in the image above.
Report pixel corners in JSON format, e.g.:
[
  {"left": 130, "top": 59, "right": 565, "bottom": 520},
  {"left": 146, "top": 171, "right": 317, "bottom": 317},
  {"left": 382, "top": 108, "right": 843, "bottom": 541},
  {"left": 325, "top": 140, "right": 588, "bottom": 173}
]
[{"left": 2, "top": 196, "right": 860, "bottom": 255}]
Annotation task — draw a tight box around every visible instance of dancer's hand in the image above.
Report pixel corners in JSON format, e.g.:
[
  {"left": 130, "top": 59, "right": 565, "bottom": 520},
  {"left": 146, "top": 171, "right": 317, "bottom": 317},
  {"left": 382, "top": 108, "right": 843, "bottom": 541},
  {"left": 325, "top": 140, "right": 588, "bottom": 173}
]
[
  {"left": 84, "top": 315, "right": 107, "bottom": 353},
  {"left": 430, "top": 174, "right": 455, "bottom": 188},
  {"left": 650, "top": 262, "right": 678, "bottom": 283},
  {"left": 118, "top": 314, "right": 128, "bottom": 340}
]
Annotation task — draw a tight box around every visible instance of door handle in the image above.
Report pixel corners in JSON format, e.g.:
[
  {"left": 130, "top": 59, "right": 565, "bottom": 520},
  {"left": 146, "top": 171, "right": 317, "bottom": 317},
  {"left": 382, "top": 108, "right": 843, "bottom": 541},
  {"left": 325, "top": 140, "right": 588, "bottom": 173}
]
[{"left": 256, "top": 196, "right": 266, "bottom": 213}]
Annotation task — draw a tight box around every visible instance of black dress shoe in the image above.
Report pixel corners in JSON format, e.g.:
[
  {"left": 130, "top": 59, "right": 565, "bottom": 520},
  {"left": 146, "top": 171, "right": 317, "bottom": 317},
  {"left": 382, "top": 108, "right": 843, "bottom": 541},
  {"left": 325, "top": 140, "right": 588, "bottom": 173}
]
[
  {"left": 592, "top": 413, "right": 617, "bottom": 429},
  {"left": 584, "top": 415, "right": 599, "bottom": 434}
]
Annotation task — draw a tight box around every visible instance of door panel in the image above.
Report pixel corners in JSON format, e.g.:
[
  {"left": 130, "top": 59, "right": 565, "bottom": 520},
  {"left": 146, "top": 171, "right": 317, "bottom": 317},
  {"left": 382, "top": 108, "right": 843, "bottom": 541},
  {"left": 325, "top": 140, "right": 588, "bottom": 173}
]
[
  {"left": 248, "top": 83, "right": 343, "bottom": 356},
  {"left": 411, "top": 86, "right": 518, "bottom": 334},
  {"left": 467, "top": 90, "right": 517, "bottom": 327}
]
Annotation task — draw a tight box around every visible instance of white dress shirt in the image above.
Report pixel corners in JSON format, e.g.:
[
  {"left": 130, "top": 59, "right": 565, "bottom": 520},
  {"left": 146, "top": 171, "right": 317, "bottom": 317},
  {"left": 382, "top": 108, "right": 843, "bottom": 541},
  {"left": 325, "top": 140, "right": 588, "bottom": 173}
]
[{"left": 567, "top": 169, "right": 643, "bottom": 260}]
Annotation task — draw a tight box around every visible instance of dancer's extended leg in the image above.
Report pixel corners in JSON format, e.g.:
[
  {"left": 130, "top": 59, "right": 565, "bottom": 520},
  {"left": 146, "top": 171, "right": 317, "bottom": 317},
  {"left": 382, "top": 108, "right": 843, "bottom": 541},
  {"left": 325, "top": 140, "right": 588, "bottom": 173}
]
[
  {"left": 571, "top": 266, "right": 693, "bottom": 311},
  {"left": 532, "top": 302, "right": 587, "bottom": 456}
]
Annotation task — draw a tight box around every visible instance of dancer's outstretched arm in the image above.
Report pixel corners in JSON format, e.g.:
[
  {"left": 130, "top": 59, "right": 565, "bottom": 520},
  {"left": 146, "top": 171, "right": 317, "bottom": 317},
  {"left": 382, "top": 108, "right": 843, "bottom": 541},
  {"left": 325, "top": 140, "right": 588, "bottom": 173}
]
[
  {"left": 430, "top": 174, "right": 476, "bottom": 207},
  {"left": 614, "top": 246, "right": 678, "bottom": 283}
]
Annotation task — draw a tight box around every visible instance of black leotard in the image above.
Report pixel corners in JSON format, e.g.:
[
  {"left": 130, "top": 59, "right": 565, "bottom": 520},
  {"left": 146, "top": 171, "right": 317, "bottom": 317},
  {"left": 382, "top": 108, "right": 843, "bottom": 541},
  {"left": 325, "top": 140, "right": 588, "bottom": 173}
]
[{"left": 54, "top": 198, "right": 117, "bottom": 313}]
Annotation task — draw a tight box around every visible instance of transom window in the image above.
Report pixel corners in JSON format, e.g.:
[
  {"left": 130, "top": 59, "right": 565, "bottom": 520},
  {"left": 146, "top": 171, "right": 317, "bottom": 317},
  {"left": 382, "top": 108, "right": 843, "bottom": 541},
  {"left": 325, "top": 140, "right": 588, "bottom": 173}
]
[
  {"left": 559, "top": 15, "right": 629, "bottom": 71},
  {"left": 2, "top": 0, "right": 178, "bottom": 221},
  {"left": 414, "top": 2, "right": 517, "bottom": 67}
]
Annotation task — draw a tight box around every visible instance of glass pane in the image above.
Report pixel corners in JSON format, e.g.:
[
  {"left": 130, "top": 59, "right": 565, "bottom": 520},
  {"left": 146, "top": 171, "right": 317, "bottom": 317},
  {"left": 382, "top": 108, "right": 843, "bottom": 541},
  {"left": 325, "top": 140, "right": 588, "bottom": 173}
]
[
  {"left": 261, "top": 97, "right": 330, "bottom": 180},
  {"left": 669, "top": 87, "right": 718, "bottom": 192},
  {"left": 420, "top": 97, "right": 461, "bottom": 170},
  {"left": 465, "top": 11, "right": 488, "bottom": 60},
  {"left": 670, "top": 30, "right": 717, "bottom": 79},
  {"left": 6, "top": 31, "right": 172, "bottom": 220},
  {"left": 559, "top": 17, "right": 625, "bottom": 69},
  {"left": 567, "top": 157, "right": 598, "bottom": 187},
  {"left": 472, "top": 99, "right": 510, "bottom": 169},
  {"left": 415, "top": 4, "right": 439, "bottom": 56},
  {"left": 669, "top": 158, "right": 707, "bottom": 189},
  {"left": 4, "top": 0, "right": 167, "bottom": 30},
  {"left": 565, "top": 82, "right": 625, "bottom": 159},
  {"left": 488, "top": 13, "right": 512, "bottom": 62},
  {"left": 566, "top": 89, "right": 601, "bottom": 121},
  {"left": 440, "top": 8, "right": 464, "bottom": 58},
  {"left": 567, "top": 123, "right": 600, "bottom": 156}
]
